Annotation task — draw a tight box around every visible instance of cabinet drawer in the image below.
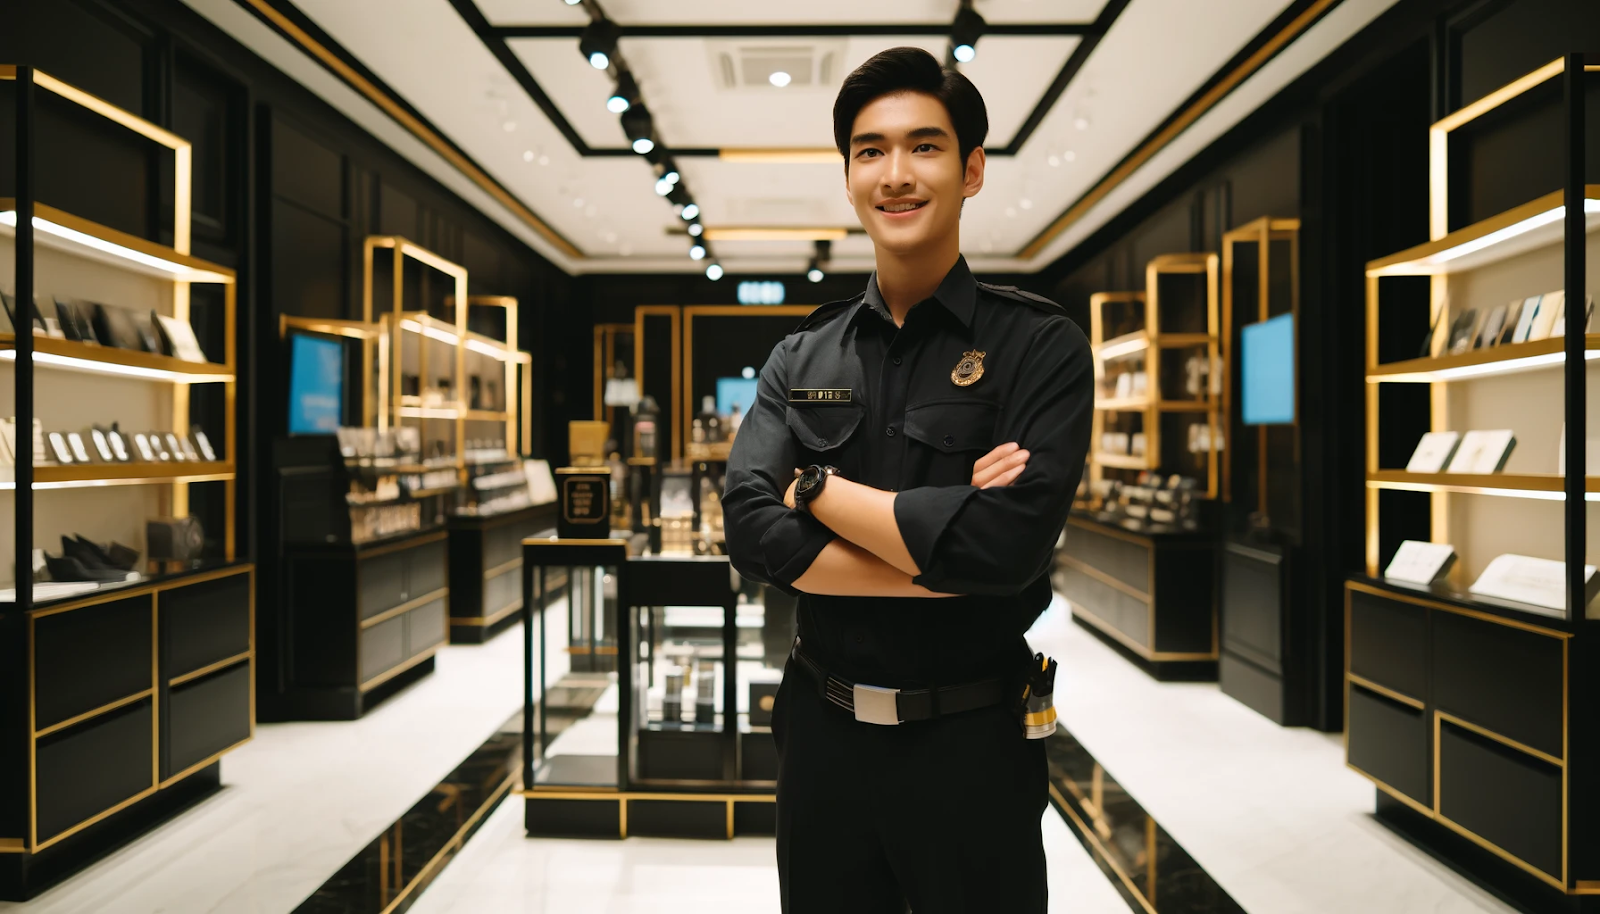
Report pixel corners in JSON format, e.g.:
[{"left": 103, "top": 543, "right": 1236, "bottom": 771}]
[
  {"left": 1438, "top": 720, "right": 1562, "bottom": 881},
  {"left": 35, "top": 698, "right": 153, "bottom": 844},
  {"left": 1348, "top": 589, "right": 1427, "bottom": 702},
  {"left": 166, "top": 663, "right": 251, "bottom": 778},
  {"left": 1061, "top": 563, "right": 1149, "bottom": 649},
  {"left": 360, "top": 616, "right": 406, "bottom": 684},
  {"left": 407, "top": 539, "right": 448, "bottom": 598},
  {"left": 1064, "top": 522, "right": 1150, "bottom": 594},
  {"left": 358, "top": 551, "right": 407, "bottom": 620},
  {"left": 406, "top": 599, "right": 447, "bottom": 658},
  {"left": 485, "top": 562, "right": 521, "bottom": 615},
  {"left": 34, "top": 595, "right": 153, "bottom": 732},
  {"left": 484, "top": 523, "right": 523, "bottom": 570},
  {"left": 162, "top": 571, "right": 251, "bottom": 680},
  {"left": 1347, "top": 684, "right": 1429, "bottom": 808},
  {"left": 1432, "top": 613, "right": 1563, "bottom": 761}
]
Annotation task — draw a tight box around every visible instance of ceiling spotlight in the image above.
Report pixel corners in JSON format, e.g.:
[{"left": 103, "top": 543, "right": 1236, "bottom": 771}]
[
  {"left": 664, "top": 170, "right": 680, "bottom": 185},
  {"left": 681, "top": 203, "right": 700, "bottom": 221},
  {"left": 808, "top": 265, "right": 824, "bottom": 283},
  {"left": 620, "top": 103, "right": 655, "bottom": 155},
  {"left": 690, "top": 244, "right": 707, "bottom": 260},
  {"left": 633, "top": 138, "right": 655, "bottom": 154},
  {"left": 563, "top": 0, "right": 580, "bottom": 5},
  {"left": 655, "top": 177, "right": 674, "bottom": 196},
  {"left": 687, "top": 222, "right": 703, "bottom": 237},
  {"left": 579, "top": 19, "right": 618, "bottom": 71},
  {"left": 608, "top": 72, "right": 637, "bottom": 114},
  {"left": 666, "top": 185, "right": 692, "bottom": 208},
  {"left": 951, "top": 6, "right": 986, "bottom": 63},
  {"left": 769, "top": 71, "right": 792, "bottom": 88},
  {"left": 706, "top": 263, "right": 724, "bottom": 281}
]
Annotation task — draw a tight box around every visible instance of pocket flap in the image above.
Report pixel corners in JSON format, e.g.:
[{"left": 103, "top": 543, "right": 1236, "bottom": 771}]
[
  {"left": 785, "top": 405, "right": 864, "bottom": 452},
  {"left": 904, "top": 400, "right": 1000, "bottom": 452}
]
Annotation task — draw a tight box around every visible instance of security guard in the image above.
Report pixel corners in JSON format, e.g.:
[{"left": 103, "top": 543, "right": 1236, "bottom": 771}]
[{"left": 723, "top": 47, "right": 1091, "bottom": 913}]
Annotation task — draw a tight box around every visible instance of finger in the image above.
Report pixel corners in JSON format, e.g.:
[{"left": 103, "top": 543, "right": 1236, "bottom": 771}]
[
  {"left": 972, "top": 449, "right": 1030, "bottom": 487},
  {"left": 972, "top": 442, "right": 1021, "bottom": 475},
  {"left": 982, "top": 464, "right": 1027, "bottom": 489}
]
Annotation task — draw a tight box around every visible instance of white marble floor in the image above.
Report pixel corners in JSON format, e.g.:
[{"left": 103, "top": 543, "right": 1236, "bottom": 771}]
[
  {"left": 1029, "top": 596, "right": 1516, "bottom": 914},
  {"left": 0, "top": 618, "right": 532, "bottom": 914}
]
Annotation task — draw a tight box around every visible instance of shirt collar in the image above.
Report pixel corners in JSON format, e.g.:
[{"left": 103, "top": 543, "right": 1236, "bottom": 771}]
[{"left": 858, "top": 256, "right": 978, "bottom": 331}]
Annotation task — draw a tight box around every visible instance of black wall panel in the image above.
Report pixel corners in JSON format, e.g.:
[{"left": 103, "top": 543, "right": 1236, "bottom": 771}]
[
  {"left": 6, "top": 1, "right": 150, "bottom": 116},
  {"left": 1454, "top": 0, "right": 1600, "bottom": 106},
  {"left": 270, "top": 199, "right": 346, "bottom": 320},
  {"left": 270, "top": 115, "right": 343, "bottom": 219}
]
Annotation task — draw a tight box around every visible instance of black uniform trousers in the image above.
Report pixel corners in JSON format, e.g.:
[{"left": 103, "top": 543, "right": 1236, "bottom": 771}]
[{"left": 772, "top": 658, "right": 1048, "bottom": 913}]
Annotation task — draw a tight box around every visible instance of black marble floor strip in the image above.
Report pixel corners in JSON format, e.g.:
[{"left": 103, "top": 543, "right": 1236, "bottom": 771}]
[
  {"left": 291, "top": 712, "right": 522, "bottom": 914},
  {"left": 1045, "top": 727, "right": 1247, "bottom": 914}
]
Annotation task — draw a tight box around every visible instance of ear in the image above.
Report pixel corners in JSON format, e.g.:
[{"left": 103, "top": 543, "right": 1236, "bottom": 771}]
[{"left": 962, "top": 147, "right": 986, "bottom": 199}]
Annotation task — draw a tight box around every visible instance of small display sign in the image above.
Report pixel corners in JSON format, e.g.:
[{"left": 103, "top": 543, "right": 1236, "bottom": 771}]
[{"left": 557, "top": 467, "right": 611, "bottom": 538}]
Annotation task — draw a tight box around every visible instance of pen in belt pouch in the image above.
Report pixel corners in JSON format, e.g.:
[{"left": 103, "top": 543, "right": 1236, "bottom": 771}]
[{"left": 1021, "top": 653, "right": 1058, "bottom": 739}]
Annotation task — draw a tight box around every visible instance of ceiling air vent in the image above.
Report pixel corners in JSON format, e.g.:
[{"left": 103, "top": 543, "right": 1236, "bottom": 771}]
[{"left": 708, "top": 40, "right": 846, "bottom": 90}]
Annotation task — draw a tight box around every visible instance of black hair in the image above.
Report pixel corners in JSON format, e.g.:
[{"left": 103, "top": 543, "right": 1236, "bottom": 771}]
[{"left": 833, "top": 47, "right": 988, "bottom": 173}]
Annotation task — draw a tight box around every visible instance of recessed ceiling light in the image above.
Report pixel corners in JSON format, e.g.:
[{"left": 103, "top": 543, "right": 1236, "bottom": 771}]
[
  {"left": 538, "top": 154, "right": 550, "bottom": 165},
  {"left": 1020, "top": 199, "right": 1033, "bottom": 210},
  {"left": 1064, "top": 150, "right": 1076, "bottom": 162},
  {"left": 1005, "top": 207, "right": 1017, "bottom": 218},
  {"left": 706, "top": 263, "right": 724, "bottom": 281},
  {"left": 503, "top": 120, "right": 516, "bottom": 132},
  {"left": 1047, "top": 155, "right": 1060, "bottom": 167},
  {"left": 523, "top": 150, "right": 535, "bottom": 162},
  {"left": 604, "top": 231, "right": 618, "bottom": 243},
  {"left": 741, "top": 366, "right": 756, "bottom": 379},
  {"left": 586, "top": 206, "right": 598, "bottom": 218},
  {"left": 574, "top": 198, "right": 585, "bottom": 208},
  {"left": 769, "top": 71, "right": 792, "bottom": 88},
  {"left": 1074, "top": 116, "right": 1090, "bottom": 130}
]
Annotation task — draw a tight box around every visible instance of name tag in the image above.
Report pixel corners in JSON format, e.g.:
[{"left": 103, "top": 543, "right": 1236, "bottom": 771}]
[{"left": 789, "top": 388, "right": 852, "bottom": 403}]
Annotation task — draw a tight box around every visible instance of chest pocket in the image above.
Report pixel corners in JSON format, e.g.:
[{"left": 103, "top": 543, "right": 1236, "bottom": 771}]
[
  {"left": 903, "top": 399, "right": 1001, "bottom": 487},
  {"left": 785, "top": 404, "right": 865, "bottom": 457}
]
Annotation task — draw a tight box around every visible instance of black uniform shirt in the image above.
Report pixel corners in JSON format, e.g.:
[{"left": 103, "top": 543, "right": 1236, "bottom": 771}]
[{"left": 723, "top": 257, "right": 1093, "bottom": 688}]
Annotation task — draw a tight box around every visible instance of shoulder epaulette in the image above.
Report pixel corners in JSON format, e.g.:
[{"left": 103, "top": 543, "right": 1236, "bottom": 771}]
[
  {"left": 978, "top": 282, "right": 1068, "bottom": 316},
  {"left": 793, "top": 294, "right": 862, "bottom": 333}
]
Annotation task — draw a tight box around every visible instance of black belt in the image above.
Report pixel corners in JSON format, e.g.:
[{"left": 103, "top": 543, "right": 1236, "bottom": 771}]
[{"left": 792, "top": 643, "right": 1008, "bottom": 726}]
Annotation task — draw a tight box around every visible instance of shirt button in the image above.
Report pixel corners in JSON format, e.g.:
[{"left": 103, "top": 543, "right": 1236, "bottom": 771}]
[
  {"left": 943, "top": 435, "right": 955, "bottom": 447},
  {"left": 893, "top": 356, "right": 903, "bottom": 366},
  {"left": 855, "top": 634, "right": 865, "bottom": 644},
  {"left": 885, "top": 426, "right": 897, "bottom": 437}
]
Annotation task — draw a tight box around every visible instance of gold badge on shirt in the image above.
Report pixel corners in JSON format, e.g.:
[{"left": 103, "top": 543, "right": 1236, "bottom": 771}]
[{"left": 951, "top": 350, "right": 986, "bottom": 387}]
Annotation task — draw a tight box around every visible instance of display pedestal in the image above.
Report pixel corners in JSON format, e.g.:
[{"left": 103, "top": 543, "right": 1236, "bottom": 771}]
[
  {"left": 446, "top": 502, "right": 557, "bottom": 644},
  {"left": 1055, "top": 514, "right": 1217, "bottom": 680},
  {"left": 1219, "top": 538, "right": 1305, "bottom": 725}
]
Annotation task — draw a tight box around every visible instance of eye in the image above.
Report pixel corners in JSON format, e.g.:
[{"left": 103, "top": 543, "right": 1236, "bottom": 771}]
[
  {"left": 857, "top": 148, "right": 881, "bottom": 159},
  {"left": 914, "top": 143, "right": 938, "bottom": 153}
]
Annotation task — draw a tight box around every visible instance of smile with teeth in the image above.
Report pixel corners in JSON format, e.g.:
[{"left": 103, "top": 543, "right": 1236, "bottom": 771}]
[{"left": 878, "top": 201, "right": 928, "bottom": 213}]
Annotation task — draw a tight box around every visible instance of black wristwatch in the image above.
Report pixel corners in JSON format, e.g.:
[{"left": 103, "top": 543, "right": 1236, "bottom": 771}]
[{"left": 793, "top": 465, "right": 839, "bottom": 513}]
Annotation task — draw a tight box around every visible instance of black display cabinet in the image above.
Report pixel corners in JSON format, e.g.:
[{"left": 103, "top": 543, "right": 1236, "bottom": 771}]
[
  {"left": 446, "top": 501, "right": 556, "bottom": 643},
  {"left": 521, "top": 538, "right": 778, "bottom": 840}
]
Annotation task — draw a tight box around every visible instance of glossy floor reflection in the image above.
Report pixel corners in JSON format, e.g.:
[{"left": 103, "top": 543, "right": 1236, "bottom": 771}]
[{"left": 291, "top": 715, "right": 521, "bottom": 914}]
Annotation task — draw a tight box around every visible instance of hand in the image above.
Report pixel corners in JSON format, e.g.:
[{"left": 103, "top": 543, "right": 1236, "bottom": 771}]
[
  {"left": 972, "top": 442, "right": 1029, "bottom": 489},
  {"left": 784, "top": 471, "right": 801, "bottom": 509}
]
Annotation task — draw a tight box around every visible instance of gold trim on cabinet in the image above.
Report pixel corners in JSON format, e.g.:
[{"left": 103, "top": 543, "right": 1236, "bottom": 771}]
[
  {"left": 157, "top": 736, "right": 253, "bottom": 791},
  {"left": 359, "top": 645, "right": 442, "bottom": 693},
  {"left": 34, "top": 689, "right": 154, "bottom": 740},
  {"left": 359, "top": 529, "right": 450, "bottom": 559},
  {"left": 1346, "top": 673, "right": 1423, "bottom": 710},
  {"left": 0, "top": 838, "right": 23, "bottom": 853},
  {"left": 1434, "top": 808, "right": 1565, "bottom": 891},
  {"left": 1066, "top": 515, "right": 1152, "bottom": 547},
  {"left": 1346, "top": 762, "right": 1435, "bottom": 819},
  {"left": 362, "top": 588, "right": 450, "bottom": 630},
  {"left": 1069, "top": 604, "right": 1217, "bottom": 662},
  {"left": 1436, "top": 710, "right": 1564, "bottom": 768},
  {"left": 484, "top": 557, "right": 524, "bottom": 580},
  {"left": 31, "top": 786, "right": 159, "bottom": 854},
  {"left": 450, "top": 598, "right": 523, "bottom": 628},
  {"left": 1056, "top": 554, "right": 1151, "bottom": 603},
  {"left": 521, "top": 788, "right": 777, "bottom": 803},
  {"left": 167, "top": 651, "right": 252, "bottom": 688},
  {"left": 1344, "top": 581, "right": 1570, "bottom": 639}
]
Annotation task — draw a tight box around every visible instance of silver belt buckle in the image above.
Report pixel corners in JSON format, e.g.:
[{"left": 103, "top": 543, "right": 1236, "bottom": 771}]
[{"left": 852, "top": 683, "right": 901, "bottom": 726}]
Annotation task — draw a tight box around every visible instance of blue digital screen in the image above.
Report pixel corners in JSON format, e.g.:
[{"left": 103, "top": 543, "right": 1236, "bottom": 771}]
[
  {"left": 716, "top": 377, "right": 760, "bottom": 416},
  {"left": 1241, "top": 313, "right": 1294, "bottom": 426},
  {"left": 288, "top": 333, "right": 344, "bottom": 434}
]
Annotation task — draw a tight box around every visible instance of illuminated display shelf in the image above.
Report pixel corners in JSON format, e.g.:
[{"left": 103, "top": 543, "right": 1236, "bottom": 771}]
[
  {"left": 1366, "top": 469, "right": 1600, "bottom": 501},
  {"left": 0, "top": 199, "right": 235, "bottom": 284},
  {"left": 1094, "top": 451, "right": 1151, "bottom": 470},
  {"left": 0, "top": 461, "right": 232, "bottom": 490},
  {"left": 0, "top": 334, "right": 233, "bottom": 383},
  {"left": 1368, "top": 335, "right": 1600, "bottom": 383},
  {"left": 1366, "top": 187, "right": 1600, "bottom": 277}
]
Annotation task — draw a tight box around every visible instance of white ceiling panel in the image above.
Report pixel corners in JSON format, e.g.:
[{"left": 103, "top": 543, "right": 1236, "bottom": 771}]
[
  {"left": 479, "top": 0, "right": 1107, "bottom": 27},
  {"left": 513, "top": 34, "right": 1077, "bottom": 151}
]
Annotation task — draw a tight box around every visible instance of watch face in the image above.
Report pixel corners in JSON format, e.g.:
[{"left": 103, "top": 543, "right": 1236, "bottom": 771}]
[
  {"left": 89, "top": 428, "right": 113, "bottom": 462},
  {"left": 66, "top": 433, "right": 91, "bottom": 463},
  {"left": 47, "top": 432, "right": 73, "bottom": 464},
  {"left": 108, "top": 431, "right": 130, "bottom": 462},
  {"left": 165, "top": 433, "right": 188, "bottom": 461},
  {"left": 795, "top": 467, "right": 821, "bottom": 498},
  {"left": 193, "top": 431, "right": 216, "bottom": 462},
  {"left": 133, "top": 433, "right": 155, "bottom": 462}
]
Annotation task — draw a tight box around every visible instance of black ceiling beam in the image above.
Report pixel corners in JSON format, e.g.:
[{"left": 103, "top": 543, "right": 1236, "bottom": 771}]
[
  {"left": 994, "top": 0, "right": 1131, "bottom": 154},
  {"left": 495, "top": 23, "right": 1095, "bottom": 39}
]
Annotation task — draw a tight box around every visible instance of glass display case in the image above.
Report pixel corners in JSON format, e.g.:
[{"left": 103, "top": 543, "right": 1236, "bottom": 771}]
[{"left": 522, "top": 537, "right": 784, "bottom": 839}]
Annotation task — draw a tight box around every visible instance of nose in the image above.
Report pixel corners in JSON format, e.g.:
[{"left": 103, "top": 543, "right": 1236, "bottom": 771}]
[{"left": 880, "top": 148, "right": 914, "bottom": 194}]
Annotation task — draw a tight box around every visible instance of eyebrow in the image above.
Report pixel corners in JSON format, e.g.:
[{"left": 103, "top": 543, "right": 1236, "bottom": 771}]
[{"left": 849, "top": 125, "right": 952, "bottom": 147}]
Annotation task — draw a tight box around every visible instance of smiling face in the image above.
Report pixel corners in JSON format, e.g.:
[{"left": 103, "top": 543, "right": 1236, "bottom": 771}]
[{"left": 844, "top": 91, "right": 985, "bottom": 258}]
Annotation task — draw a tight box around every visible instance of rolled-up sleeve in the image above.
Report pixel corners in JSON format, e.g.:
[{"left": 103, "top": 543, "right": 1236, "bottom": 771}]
[
  {"left": 723, "top": 341, "right": 836, "bottom": 593},
  {"left": 894, "top": 317, "right": 1092, "bottom": 596}
]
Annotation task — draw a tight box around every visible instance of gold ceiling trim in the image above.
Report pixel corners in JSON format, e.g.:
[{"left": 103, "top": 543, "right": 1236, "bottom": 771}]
[
  {"left": 718, "top": 148, "right": 842, "bottom": 164},
  {"left": 238, "top": 0, "right": 582, "bottom": 260},
  {"left": 703, "top": 227, "right": 850, "bottom": 242},
  {"left": 1019, "top": 0, "right": 1343, "bottom": 260}
]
